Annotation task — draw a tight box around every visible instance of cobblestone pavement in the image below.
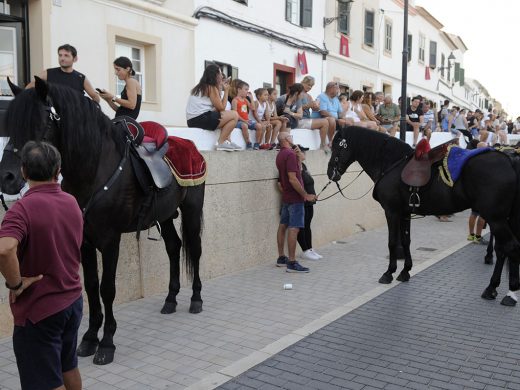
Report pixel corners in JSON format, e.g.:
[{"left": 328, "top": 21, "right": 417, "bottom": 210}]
[
  {"left": 0, "top": 213, "right": 495, "bottom": 389},
  {"left": 219, "top": 240, "right": 520, "bottom": 390}
]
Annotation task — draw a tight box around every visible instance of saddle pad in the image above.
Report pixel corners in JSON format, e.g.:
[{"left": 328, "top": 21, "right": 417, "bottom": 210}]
[
  {"left": 439, "top": 145, "right": 492, "bottom": 186},
  {"left": 164, "top": 136, "right": 207, "bottom": 186}
]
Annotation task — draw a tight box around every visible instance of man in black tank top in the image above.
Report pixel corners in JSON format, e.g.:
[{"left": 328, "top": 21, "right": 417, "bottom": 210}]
[{"left": 26, "top": 44, "right": 99, "bottom": 103}]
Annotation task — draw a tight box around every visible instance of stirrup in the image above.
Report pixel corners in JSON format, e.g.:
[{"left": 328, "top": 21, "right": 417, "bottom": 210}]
[
  {"left": 408, "top": 191, "right": 420, "bottom": 208},
  {"left": 147, "top": 221, "right": 162, "bottom": 241}
]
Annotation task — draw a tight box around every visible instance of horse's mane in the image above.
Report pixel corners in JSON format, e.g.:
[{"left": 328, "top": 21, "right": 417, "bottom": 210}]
[
  {"left": 341, "top": 126, "right": 412, "bottom": 166},
  {"left": 6, "top": 84, "right": 123, "bottom": 187}
]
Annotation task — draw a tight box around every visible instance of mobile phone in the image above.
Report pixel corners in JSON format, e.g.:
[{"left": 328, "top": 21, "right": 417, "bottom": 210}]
[{"left": 95, "top": 88, "right": 104, "bottom": 93}]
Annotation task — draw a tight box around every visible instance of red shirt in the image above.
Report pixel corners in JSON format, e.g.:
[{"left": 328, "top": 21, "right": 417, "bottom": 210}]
[
  {"left": 236, "top": 98, "right": 249, "bottom": 121},
  {"left": 276, "top": 146, "right": 304, "bottom": 204},
  {"left": 0, "top": 183, "right": 83, "bottom": 326}
]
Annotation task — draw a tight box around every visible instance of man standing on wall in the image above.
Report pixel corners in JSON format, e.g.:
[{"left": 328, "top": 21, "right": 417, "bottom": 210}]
[
  {"left": 26, "top": 43, "right": 100, "bottom": 103},
  {"left": 0, "top": 142, "right": 84, "bottom": 390},
  {"left": 275, "top": 132, "right": 317, "bottom": 273}
]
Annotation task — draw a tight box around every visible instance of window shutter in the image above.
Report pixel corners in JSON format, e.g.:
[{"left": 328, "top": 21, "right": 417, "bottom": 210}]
[
  {"left": 285, "top": 0, "right": 291, "bottom": 22},
  {"left": 459, "top": 68, "right": 465, "bottom": 86},
  {"left": 429, "top": 41, "right": 437, "bottom": 68},
  {"left": 454, "top": 62, "right": 460, "bottom": 82},
  {"left": 301, "top": 0, "right": 313, "bottom": 27},
  {"left": 407, "top": 34, "right": 412, "bottom": 62}
]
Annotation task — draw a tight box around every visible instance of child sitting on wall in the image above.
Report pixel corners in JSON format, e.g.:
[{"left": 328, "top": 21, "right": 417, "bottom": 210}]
[{"left": 232, "top": 80, "right": 265, "bottom": 150}]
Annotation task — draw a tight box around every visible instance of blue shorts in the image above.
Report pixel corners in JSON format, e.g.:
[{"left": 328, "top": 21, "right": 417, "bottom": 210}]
[
  {"left": 280, "top": 202, "right": 305, "bottom": 228},
  {"left": 237, "top": 120, "right": 258, "bottom": 130},
  {"left": 13, "top": 296, "right": 83, "bottom": 390}
]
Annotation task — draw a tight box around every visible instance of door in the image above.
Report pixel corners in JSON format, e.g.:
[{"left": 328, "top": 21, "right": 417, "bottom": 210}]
[{"left": 273, "top": 63, "right": 295, "bottom": 96}]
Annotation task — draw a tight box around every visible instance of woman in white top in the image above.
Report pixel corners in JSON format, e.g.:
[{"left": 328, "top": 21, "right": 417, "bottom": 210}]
[
  {"left": 186, "top": 64, "right": 240, "bottom": 151},
  {"left": 341, "top": 90, "right": 378, "bottom": 130}
]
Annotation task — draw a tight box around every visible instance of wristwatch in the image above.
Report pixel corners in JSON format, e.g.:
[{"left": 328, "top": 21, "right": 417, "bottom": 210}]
[
  {"left": 111, "top": 96, "right": 117, "bottom": 103},
  {"left": 5, "top": 279, "right": 23, "bottom": 290}
]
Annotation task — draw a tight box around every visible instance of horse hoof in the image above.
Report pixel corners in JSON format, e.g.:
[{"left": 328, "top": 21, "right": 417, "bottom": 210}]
[
  {"left": 500, "top": 296, "right": 517, "bottom": 307},
  {"left": 160, "top": 301, "right": 177, "bottom": 314},
  {"left": 189, "top": 301, "right": 203, "bottom": 314},
  {"left": 481, "top": 288, "right": 498, "bottom": 300},
  {"left": 77, "top": 339, "right": 99, "bottom": 357},
  {"left": 378, "top": 274, "right": 393, "bottom": 284},
  {"left": 484, "top": 256, "right": 494, "bottom": 265},
  {"left": 93, "top": 346, "right": 116, "bottom": 365},
  {"left": 396, "top": 272, "right": 410, "bottom": 282}
]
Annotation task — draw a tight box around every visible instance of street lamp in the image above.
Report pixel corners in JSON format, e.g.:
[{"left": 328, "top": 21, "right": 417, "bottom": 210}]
[
  {"left": 437, "top": 52, "right": 456, "bottom": 72},
  {"left": 323, "top": 0, "right": 354, "bottom": 27}
]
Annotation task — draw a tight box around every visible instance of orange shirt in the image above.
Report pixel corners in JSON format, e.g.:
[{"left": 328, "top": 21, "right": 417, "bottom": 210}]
[{"left": 236, "top": 98, "right": 249, "bottom": 121}]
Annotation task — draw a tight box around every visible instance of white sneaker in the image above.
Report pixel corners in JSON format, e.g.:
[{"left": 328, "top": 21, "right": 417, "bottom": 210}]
[
  {"left": 229, "top": 141, "right": 242, "bottom": 151},
  {"left": 301, "top": 249, "right": 320, "bottom": 261},
  {"left": 310, "top": 249, "right": 323, "bottom": 259},
  {"left": 216, "top": 140, "right": 235, "bottom": 152}
]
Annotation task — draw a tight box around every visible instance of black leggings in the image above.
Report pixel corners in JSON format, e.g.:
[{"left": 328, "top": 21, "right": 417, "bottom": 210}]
[{"left": 297, "top": 205, "right": 314, "bottom": 251}]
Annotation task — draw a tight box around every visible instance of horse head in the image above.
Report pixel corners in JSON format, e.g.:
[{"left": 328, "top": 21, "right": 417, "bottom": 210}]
[
  {"left": 0, "top": 77, "right": 61, "bottom": 194},
  {"left": 327, "top": 127, "right": 355, "bottom": 182}
]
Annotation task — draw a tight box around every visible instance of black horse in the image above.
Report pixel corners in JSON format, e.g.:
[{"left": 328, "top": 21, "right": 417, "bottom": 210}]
[
  {"left": 327, "top": 126, "right": 520, "bottom": 304},
  {"left": 0, "top": 78, "right": 205, "bottom": 364}
]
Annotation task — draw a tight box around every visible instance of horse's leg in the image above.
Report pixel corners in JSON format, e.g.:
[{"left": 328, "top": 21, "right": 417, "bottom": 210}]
[
  {"left": 180, "top": 187, "right": 204, "bottom": 313},
  {"left": 484, "top": 233, "right": 494, "bottom": 265},
  {"left": 160, "top": 218, "right": 182, "bottom": 314},
  {"left": 77, "top": 241, "right": 103, "bottom": 357},
  {"left": 481, "top": 244, "right": 505, "bottom": 300},
  {"left": 397, "top": 215, "right": 413, "bottom": 282},
  {"left": 501, "top": 259, "right": 520, "bottom": 306},
  {"left": 379, "top": 211, "right": 400, "bottom": 284},
  {"left": 93, "top": 236, "right": 121, "bottom": 365}
]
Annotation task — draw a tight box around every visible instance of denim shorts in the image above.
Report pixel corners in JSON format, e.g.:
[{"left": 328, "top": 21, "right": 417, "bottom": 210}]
[
  {"left": 13, "top": 296, "right": 83, "bottom": 389},
  {"left": 280, "top": 202, "right": 305, "bottom": 228},
  {"left": 237, "top": 120, "right": 258, "bottom": 130}
]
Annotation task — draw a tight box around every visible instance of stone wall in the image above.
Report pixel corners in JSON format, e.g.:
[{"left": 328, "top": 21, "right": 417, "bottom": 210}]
[{"left": 0, "top": 150, "right": 385, "bottom": 337}]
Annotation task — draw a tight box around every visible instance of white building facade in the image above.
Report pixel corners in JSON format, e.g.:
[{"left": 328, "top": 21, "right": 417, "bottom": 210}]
[{"left": 0, "top": 0, "right": 505, "bottom": 128}]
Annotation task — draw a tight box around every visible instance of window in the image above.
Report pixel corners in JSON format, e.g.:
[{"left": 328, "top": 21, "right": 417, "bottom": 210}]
[
  {"left": 418, "top": 34, "right": 425, "bottom": 63},
  {"left": 364, "top": 10, "right": 375, "bottom": 47},
  {"left": 285, "top": 0, "right": 312, "bottom": 27},
  {"left": 0, "top": 26, "right": 16, "bottom": 96},
  {"left": 337, "top": 1, "right": 350, "bottom": 35},
  {"left": 440, "top": 53, "right": 445, "bottom": 78},
  {"left": 384, "top": 20, "right": 392, "bottom": 54},
  {"left": 204, "top": 60, "right": 238, "bottom": 81},
  {"left": 407, "top": 34, "right": 412, "bottom": 62},
  {"left": 429, "top": 41, "right": 437, "bottom": 68},
  {"left": 115, "top": 42, "right": 145, "bottom": 100}
]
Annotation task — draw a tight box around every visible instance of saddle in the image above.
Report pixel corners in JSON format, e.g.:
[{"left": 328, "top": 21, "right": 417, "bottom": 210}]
[
  {"left": 401, "top": 138, "right": 457, "bottom": 187},
  {"left": 113, "top": 117, "right": 173, "bottom": 189}
]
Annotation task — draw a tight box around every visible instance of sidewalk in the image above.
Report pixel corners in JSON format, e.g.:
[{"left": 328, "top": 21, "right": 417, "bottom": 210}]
[{"left": 0, "top": 213, "right": 477, "bottom": 390}]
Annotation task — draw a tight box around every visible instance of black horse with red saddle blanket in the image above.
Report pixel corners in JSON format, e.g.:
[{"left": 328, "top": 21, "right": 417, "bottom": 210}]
[{"left": 0, "top": 78, "right": 206, "bottom": 365}]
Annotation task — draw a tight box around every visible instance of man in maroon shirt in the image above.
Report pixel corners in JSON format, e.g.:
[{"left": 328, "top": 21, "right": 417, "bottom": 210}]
[
  {"left": 275, "top": 132, "right": 317, "bottom": 272},
  {"left": 0, "top": 141, "right": 83, "bottom": 390}
]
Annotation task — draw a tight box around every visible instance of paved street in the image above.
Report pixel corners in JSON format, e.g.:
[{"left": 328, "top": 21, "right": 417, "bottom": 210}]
[
  {"left": 0, "top": 212, "right": 506, "bottom": 390},
  {"left": 219, "top": 241, "right": 520, "bottom": 390}
]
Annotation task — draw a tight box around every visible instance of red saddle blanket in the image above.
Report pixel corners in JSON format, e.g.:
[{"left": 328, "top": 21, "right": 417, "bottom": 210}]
[
  {"left": 164, "top": 136, "right": 207, "bottom": 186},
  {"left": 140, "top": 121, "right": 206, "bottom": 186}
]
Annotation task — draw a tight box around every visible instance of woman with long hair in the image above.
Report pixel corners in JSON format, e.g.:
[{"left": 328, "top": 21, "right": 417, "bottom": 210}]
[
  {"left": 279, "top": 83, "right": 329, "bottom": 152},
  {"left": 361, "top": 92, "right": 383, "bottom": 131},
  {"left": 343, "top": 90, "right": 378, "bottom": 130},
  {"left": 99, "top": 56, "right": 142, "bottom": 119},
  {"left": 186, "top": 64, "right": 240, "bottom": 151}
]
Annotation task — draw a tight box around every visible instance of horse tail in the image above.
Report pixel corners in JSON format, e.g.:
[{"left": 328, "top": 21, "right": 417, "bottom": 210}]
[{"left": 180, "top": 184, "right": 205, "bottom": 279}]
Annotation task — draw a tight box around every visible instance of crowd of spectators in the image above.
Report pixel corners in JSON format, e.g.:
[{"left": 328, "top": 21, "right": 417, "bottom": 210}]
[{"left": 186, "top": 64, "right": 516, "bottom": 152}]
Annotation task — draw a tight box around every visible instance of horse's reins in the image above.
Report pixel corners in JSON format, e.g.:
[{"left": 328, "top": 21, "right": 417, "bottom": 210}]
[{"left": 315, "top": 170, "right": 370, "bottom": 202}]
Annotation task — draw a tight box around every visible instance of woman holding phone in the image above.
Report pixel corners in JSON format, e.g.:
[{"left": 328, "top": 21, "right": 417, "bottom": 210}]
[{"left": 98, "top": 56, "right": 142, "bottom": 120}]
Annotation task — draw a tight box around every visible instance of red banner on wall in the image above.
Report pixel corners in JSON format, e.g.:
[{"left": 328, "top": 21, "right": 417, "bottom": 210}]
[
  {"left": 340, "top": 35, "right": 350, "bottom": 57},
  {"left": 298, "top": 51, "right": 308, "bottom": 75},
  {"left": 425, "top": 66, "right": 431, "bottom": 80}
]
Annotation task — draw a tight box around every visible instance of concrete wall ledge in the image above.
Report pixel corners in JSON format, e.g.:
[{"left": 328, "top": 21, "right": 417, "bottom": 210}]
[{"left": 169, "top": 127, "right": 517, "bottom": 151}]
